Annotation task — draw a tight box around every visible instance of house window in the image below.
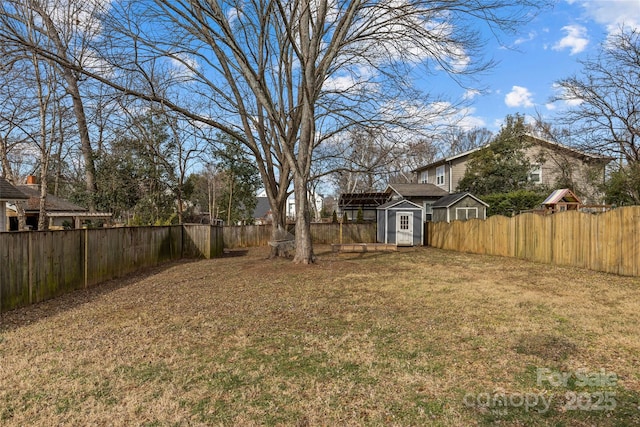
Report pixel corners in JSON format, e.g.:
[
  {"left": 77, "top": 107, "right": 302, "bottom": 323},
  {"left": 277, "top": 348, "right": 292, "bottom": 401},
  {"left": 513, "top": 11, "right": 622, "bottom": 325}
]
[
  {"left": 529, "top": 164, "right": 542, "bottom": 183},
  {"left": 436, "top": 166, "right": 445, "bottom": 186},
  {"left": 420, "top": 171, "right": 428, "bottom": 184},
  {"left": 455, "top": 207, "right": 478, "bottom": 221}
]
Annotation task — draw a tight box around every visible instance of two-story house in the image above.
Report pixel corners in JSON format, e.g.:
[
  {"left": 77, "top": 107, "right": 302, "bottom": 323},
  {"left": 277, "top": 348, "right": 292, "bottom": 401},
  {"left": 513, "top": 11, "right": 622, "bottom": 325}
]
[{"left": 413, "top": 134, "right": 613, "bottom": 204}]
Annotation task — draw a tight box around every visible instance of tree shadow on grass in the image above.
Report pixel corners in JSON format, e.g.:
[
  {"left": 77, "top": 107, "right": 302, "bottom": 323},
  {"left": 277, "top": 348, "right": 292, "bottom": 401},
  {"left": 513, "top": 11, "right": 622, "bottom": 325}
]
[
  {"left": 0, "top": 258, "right": 201, "bottom": 334},
  {"left": 221, "top": 249, "right": 249, "bottom": 257}
]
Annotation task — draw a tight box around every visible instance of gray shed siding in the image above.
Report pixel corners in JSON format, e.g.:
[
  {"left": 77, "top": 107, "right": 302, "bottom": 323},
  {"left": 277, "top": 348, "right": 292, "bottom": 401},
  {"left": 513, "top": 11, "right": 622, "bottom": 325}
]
[
  {"left": 432, "top": 208, "right": 448, "bottom": 223},
  {"left": 432, "top": 195, "right": 487, "bottom": 223},
  {"left": 377, "top": 201, "right": 424, "bottom": 246}
]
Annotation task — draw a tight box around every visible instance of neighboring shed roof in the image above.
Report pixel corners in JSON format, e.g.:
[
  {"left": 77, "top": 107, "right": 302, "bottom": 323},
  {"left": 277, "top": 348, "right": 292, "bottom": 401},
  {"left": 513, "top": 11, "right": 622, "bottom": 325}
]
[
  {"left": 0, "top": 177, "right": 29, "bottom": 201},
  {"left": 386, "top": 183, "right": 449, "bottom": 198},
  {"left": 542, "top": 188, "right": 581, "bottom": 205},
  {"left": 377, "top": 199, "right": 423, "bottom": 210},
  {"left": 253, "top": 196, "right": 271, "bottom": 218},
  {"left": 15, "top": 185, "right": 88, "bottom": 212},
  {"left": 432, "top": 192, "right": 489, "bottom": 208}
]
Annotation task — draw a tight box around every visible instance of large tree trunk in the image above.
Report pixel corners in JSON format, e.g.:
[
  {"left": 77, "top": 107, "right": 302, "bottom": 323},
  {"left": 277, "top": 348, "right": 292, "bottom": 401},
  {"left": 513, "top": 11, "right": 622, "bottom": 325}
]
[
  {"left": 267, "top": 192, "right": 291, "bottom": 258},
  {"left": 292, "top": 174, "right": 315, "bottom": 264},
  {"left": 65, "top": 75, "right": 98, "bottom": 211}
]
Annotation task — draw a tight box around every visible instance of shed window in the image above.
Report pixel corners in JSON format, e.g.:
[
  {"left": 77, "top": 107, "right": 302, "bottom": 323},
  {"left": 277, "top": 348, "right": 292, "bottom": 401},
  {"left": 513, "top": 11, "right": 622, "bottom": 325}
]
[
  {"left": 436, "top": 166, "right": 445, "bottom": 186},
  {"left": 455, "top": 207, "right": 478, "bottom": 221},
  {"left": 400, "top": 215, "right": 409, "bottom": 230}
]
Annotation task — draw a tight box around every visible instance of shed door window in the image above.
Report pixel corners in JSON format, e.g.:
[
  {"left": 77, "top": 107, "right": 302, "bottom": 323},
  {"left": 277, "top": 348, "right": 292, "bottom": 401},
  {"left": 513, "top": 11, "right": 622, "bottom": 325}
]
[
  {"left": 455, "top": 207, "right": 478, "bottom": 221},
  {"left": 400, "top": 214, "right": 409, "bottom": 230}
]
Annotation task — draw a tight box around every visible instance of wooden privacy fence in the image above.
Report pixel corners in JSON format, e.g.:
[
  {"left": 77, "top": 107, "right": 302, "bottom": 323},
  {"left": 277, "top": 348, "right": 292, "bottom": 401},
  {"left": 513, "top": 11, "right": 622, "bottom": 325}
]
[
  {"left": 428, "top": 206, "right": 640, "bottom": 277},
  {"left": 223, "top": 223, "right": 377, "bottom": 248},
  {"left": 0, "top": 225, "right": 223, "bottom": 313}
]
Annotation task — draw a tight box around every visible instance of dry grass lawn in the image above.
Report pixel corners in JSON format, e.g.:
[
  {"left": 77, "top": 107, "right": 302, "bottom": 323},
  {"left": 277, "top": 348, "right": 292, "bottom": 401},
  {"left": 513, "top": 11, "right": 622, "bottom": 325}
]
[{"left": 1, "top": 246, "right": 639, "bottom": 426}]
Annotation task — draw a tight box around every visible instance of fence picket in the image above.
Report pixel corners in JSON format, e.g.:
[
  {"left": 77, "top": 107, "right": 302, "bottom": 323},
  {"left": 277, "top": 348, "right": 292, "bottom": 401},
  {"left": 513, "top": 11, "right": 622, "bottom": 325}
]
[{"left": 428, "top": 207, "right": 640, "bottom": 277}]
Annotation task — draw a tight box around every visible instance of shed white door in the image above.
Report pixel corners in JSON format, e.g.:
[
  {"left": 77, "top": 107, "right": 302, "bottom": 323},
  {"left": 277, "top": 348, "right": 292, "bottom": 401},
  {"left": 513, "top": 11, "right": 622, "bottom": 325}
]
[{"left": 396, "top": 211, "right": 413, "bottom": 246}]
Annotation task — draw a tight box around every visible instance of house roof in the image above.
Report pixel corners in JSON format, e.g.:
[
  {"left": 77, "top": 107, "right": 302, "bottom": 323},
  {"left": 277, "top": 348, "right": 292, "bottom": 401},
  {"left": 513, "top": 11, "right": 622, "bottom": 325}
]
[
  {"left": 432, "top": 192, "right": 489, "bottom": 208},
  {"left": 413, "top": 133, "right": 613, "bottom": 172},
  {"left": 377, "top": 199, "right": 423, "bottom": 210},
  {"left": 0, "top": 177, "right": 29, "bottom": 201},
  {"left": 542, "top": 188, "right": 582, "bottom": 205},
  {"left": 524, "top": 134, "right": 614, "bottom": 162},
  {"left": 15, "top": 185, "right": 89, "bottom": 212},
  {"left": 386, "top": 183, "right": 449, "bottom": 198},
  {"left": 413, "top": 146, "right": 486, "bottom": 172},
  {"left": 253, "top": 196, "right": 271, "bottom": 218}
]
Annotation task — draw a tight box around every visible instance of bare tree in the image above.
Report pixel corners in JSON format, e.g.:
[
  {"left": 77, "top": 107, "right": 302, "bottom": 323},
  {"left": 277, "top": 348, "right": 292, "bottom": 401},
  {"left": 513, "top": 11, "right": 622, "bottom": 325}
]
[
  {"left": 0, "top": 14, "right": 72, "bottom": 230},
  {"left": 444, "top": 127, "right": 494, "bottom": 155},
  {"left": 323, "top": 126, "right": 441, "bottom": 193},
  {"left": 135, "top": 1, "right": 544, "bottom": 263},
  {"left": 554, "top": 26, "right": 640, "bottom": 164},
  {"left": 0, "top": 0, "right": 108, "bottom": 210},
  {"left": 1, "top": 0, "right": 545, "bottom": 262}
]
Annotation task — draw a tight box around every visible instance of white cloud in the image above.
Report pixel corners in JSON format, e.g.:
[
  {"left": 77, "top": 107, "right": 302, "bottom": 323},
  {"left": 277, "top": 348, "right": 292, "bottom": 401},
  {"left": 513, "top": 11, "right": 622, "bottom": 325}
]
[
  {"left": 569, "top": 0, "right": 640, "bottom": 33},
  {"left": 548, "top": 83, "right": 585, "bottom": 110},
  {"left": 456, "top": 107, "right": 486, "bottom": 130},
  {"left": 322, "top": 66, "right": 376, "bottom": 92},
  {"left": 514, "top": 31, "right": 537, "bottom": 46},
  {"left": 168, "top": 52, "right": 200, "bottom": 81},
  {"left": 505, "top": 86, "right": 534, "bottom": 108},
  {"left": 462, "top": 89, "right": 480, "bottom": 100},
  {"left": 553, "top": 25, "right": 589, "bottom": 55}
]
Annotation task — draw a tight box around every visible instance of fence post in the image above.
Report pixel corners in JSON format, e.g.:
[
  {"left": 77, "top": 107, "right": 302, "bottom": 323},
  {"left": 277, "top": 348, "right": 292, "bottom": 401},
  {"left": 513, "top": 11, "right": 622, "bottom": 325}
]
[
  {"left": 84, "top": 228, "right": 88, "bottom": 289},
  {"left": 28, "top": 232, "right": 33, "bottom": 305}
]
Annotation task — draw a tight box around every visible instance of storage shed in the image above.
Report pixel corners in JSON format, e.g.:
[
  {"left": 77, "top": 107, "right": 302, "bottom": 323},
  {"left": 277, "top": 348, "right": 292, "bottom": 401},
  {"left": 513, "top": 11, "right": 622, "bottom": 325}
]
[
  {"left": 431, "top": 192, "right": 488, "bottom": 223},
  {"left": 376, "top": 199, "right": 424, "bottom": 246}
]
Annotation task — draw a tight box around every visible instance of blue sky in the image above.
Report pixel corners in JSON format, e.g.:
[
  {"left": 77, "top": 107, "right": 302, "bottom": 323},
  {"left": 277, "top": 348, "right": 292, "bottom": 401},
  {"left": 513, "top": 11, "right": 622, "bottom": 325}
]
[{"left": 426, "top": 0, "right": 640, "bottom": 132}]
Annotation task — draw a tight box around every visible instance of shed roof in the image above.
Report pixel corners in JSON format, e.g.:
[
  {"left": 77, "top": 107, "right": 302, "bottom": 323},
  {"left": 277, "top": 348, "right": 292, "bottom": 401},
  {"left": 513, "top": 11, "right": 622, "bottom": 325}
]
[
  {"left": 542, "top": 188, "right": 581, "bottom": 205},
  {"left": 377, "top": 199, "right": 423, "bottom": 210},
  {"left": 432, "top": 192, "right": 489, "bottom": 208},
  {"left": 0, "top": 177, "right": 29, "bottom": 201},
  {"left": 386, "top": 183, "right": 449, "bottom": 198}
]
